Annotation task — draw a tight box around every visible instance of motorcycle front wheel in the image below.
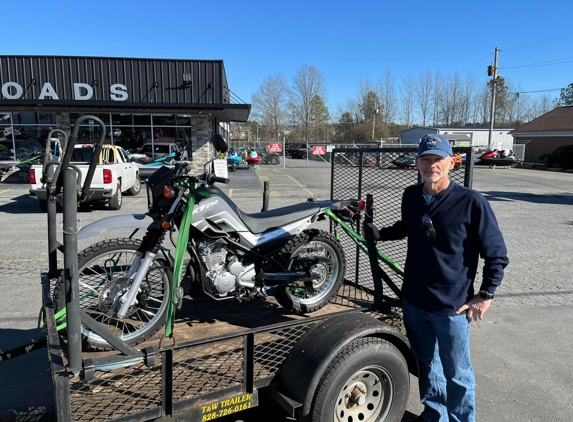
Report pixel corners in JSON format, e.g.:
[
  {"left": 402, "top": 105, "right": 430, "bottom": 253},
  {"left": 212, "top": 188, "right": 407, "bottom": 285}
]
[
  {"left": 275, "top": 229, "right": 345, "bottom": 314},
  {"left": 53, "top": 238, "right": 172, "bottom": 351}
]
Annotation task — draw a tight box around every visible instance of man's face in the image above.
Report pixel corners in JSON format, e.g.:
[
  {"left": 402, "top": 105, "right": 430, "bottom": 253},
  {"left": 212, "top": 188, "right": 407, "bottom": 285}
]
[{"left": 416, "top": 154, "right": 455, "bottom": 183}]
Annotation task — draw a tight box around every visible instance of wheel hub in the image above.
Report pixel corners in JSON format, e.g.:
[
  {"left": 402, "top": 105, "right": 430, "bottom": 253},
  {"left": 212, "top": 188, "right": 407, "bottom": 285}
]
[
  {"left": 98, "top": 277, "right": 134, "bottom": 317},
  {"left": 335, "top": 369, "right": 387, "bottom": 422}
]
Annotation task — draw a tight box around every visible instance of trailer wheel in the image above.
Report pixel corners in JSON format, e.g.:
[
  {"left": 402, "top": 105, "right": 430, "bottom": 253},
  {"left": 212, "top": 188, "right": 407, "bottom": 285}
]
[{"left": 304, "top": 337, "right": 409, "bottom": 422}]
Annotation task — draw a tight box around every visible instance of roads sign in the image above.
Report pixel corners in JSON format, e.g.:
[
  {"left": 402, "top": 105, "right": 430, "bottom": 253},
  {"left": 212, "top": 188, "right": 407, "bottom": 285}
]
[
  {"left": 312, "top": 146, "right": 326, "bottom": 155},
  {"left": 268, "top": 143, "right": 282, "bottom": 153}
]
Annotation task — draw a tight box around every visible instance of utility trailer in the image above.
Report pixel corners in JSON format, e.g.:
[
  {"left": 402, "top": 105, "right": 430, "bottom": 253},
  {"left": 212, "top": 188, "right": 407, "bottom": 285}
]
[{"left": 39, "top": 120, "right": 474, "bottom": 422}]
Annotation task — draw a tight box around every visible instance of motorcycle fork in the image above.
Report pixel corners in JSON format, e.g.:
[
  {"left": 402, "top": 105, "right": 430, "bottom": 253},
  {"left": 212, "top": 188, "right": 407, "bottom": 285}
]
[{"left": 117, "top": 229, "right": 165, "bottom": 319}]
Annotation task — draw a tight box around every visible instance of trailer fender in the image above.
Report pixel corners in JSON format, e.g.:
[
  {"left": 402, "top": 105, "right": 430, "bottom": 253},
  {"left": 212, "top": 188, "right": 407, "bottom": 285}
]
[
  {"left": 278, "top": 312, "right": 417, "bottom": 417},
  {"left": 77, "top": 214, "right": 154, "bottom": 240}
]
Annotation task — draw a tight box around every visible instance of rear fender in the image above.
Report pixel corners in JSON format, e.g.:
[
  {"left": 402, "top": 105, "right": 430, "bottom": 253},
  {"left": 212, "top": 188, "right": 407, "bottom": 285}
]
[{"left": 78, "top": 214, "right": 154, "bottom": 240}]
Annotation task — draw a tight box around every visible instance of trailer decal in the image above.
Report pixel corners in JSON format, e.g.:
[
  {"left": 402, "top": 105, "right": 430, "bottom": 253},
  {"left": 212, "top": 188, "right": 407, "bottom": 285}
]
[{"left": 201, "top": 393, "right": 253, "bottom": 420}]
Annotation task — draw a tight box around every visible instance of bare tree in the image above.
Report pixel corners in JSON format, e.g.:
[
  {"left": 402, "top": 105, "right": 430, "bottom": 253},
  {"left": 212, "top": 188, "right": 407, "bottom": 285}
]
[
  {"left": 378, "top": 68, "right": 397, "bottom": 136},
  {"left": 415, "top": 69, "right": 433, "bottom": 127},
  {"left": 290, "top": 64, "right": 327, "bottom": 143},
  {"left": 432, "top": 71, "right": 443, "bottom": 126},
  {"left": 401, "top": 74, "right": 415, "bottom": 127},
  {"left": 251, "top": 73, "right": 289, "bottom": 141}
]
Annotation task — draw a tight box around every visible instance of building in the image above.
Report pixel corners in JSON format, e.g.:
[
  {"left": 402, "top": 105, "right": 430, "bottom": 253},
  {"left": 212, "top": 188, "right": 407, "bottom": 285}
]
[
  {"left": 510, "top": 106, "right": 573, "bottom": 164},
  {"left": 0, "top": 55, "right": 251, "bottom": 172},
  {"left": 400, "top": 126, "right": 515, "bottom": 150}
]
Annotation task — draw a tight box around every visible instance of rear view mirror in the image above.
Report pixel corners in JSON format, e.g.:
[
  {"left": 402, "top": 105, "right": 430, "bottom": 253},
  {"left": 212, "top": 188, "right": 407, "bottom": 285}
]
[{"left": 211, "top": 134, "right": 228, "bottom": 154}]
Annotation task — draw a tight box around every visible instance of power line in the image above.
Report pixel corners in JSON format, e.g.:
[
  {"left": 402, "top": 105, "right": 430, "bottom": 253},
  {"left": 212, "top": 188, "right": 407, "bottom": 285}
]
[
  {"left": 501, "top": 58, "right": 573, "bottom": 69},
  {"left": 503, "top": 32, "right": 573, "bottom": 52},
  {"left": 516, "top": 88, "right": 563, "bottom": 94},
  {"left": 459, "top": 52, "right": 493, "bottom": 73}
]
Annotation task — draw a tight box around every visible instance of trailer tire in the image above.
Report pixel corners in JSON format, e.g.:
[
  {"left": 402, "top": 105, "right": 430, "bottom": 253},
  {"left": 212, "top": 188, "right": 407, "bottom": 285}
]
[{"left": 303, "top": 337, "right": 409, "bottom": 422}]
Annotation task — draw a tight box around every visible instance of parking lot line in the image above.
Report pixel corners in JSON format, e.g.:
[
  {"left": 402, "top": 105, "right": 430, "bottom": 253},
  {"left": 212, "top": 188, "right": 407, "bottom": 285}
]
[
  {"left": 0, "top": 189, "right": 11, "bottom": 194},
  {"left": 286, "top": 175, "right": 314, "bottom": 196},
  {"left": 127, "top": 198, "right": 146, "bottom": 207}
]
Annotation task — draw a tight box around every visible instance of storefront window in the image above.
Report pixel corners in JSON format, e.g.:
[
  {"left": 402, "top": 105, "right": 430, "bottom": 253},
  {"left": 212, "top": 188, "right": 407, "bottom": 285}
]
[
  {"left": 176, "top": 115, "right": 191, "bottom": 126},
  {"left": 38, "top": 113, "right": 57, "bottom": 125},
  {"left": 111, "top": 114, "right": 133, "bottom": 126},
  {"left": 153, "top": 114, "right": 175, "bottom": 126},
  {"left": 12, "top": 112, "right": 39, "bottom": 125},
  {"left": 133, "top": 114, "right": 151, "bottom": 125},
  {"left": 118, "top": 127, "right": 152, "bottom": 152},
  {"left": 70, "top": 113, "right": 110, "bottom": 126}
]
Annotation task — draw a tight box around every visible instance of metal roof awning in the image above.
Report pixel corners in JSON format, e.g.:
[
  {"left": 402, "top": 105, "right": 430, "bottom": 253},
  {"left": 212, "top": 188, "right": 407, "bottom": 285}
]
[{"left": 0, "top": 100, "right": 251, "bottom": 122}]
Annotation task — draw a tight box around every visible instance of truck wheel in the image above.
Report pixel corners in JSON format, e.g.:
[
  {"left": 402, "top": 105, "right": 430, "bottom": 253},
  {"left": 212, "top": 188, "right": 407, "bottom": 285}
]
[
  {"left": 302, "top": 153, "right": 308, "bottom": 159},
  {"left": 38, "top": 199, "right": 48, "bottom": 212},
  {"left": 109, "top": 181, "right": 122, "bottom": 210},
  {"left": 128, "top": 175, "right": 141, "bottom": 196},
  {"left": 275, "top": 229, "right": 345, "bottom": 314},
  {"left": 305, "top": 337, "right": 409, "bottom": 422}
]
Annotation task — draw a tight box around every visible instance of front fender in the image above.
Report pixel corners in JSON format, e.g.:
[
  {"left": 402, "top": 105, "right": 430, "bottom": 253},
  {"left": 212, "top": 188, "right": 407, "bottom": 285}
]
[{"left": 78, "top": 214, "right": 154, "bottom": 240}]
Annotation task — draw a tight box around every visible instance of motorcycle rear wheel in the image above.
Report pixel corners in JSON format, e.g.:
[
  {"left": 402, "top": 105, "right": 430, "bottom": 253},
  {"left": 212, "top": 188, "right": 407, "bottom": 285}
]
[
  {"left": 53, "top": 238, "right": 172, "bottom": 351},
  {"left": 275, "top": 229, "right": 345, "bottom": 314}
]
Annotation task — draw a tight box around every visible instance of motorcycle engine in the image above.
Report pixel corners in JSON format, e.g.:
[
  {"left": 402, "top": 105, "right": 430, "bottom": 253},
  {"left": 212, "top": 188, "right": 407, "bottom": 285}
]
[{"left": 195, "top": 239, "right": 256, "bottom": 297}]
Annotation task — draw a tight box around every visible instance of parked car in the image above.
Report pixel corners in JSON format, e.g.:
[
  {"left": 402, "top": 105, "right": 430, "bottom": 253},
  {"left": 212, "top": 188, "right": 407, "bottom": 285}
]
[
  {"left": 392, "top": 155, "right": 417, "bottom": 169},
  {"left": 139, "top": 141, "right": 181, "bottom": 158},
  {"left": 546, "top": 145, "right": 573, "bottom": 170},
  {"left": 286, "top": 143, "right": 304, "bottom": 157}
]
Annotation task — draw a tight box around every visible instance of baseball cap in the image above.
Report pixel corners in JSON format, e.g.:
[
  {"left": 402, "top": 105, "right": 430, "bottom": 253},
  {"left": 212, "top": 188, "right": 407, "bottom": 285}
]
[{"left": 417, "top": 135, "right": 453, "bottom": 158}]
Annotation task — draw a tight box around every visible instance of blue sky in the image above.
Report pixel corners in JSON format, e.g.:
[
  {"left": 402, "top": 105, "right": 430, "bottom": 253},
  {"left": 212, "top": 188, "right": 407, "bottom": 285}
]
[{"left": 4, "top": 0, "right": 572, "bottom": 115}]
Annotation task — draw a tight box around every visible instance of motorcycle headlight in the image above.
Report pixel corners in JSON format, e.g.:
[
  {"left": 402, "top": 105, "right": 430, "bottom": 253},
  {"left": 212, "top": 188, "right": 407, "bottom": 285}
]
[{"left": 146, "top": 184, "right": 154, "bottom": 210}]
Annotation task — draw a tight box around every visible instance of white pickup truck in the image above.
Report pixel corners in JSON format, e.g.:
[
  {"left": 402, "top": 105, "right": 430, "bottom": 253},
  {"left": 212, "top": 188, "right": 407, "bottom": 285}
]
[{"left": 29, "top": 144, "right": 141, "bottom": 211}]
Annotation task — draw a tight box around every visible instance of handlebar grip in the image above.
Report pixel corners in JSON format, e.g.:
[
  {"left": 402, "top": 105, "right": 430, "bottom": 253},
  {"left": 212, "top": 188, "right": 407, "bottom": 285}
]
[{"left": 210, "top": 175, "right": 230, "bottom": 184}]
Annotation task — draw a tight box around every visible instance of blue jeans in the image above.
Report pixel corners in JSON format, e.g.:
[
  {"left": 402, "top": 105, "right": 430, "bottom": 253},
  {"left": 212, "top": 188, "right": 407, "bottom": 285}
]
[{"left": 403, "top": 300, "right": 476, "bottom": 422}]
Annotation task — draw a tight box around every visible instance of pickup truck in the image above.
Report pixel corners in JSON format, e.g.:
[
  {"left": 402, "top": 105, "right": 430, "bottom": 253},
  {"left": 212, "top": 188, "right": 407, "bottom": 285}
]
[{"left": 29, "top": 144, "right": 141, "bottom": 211}]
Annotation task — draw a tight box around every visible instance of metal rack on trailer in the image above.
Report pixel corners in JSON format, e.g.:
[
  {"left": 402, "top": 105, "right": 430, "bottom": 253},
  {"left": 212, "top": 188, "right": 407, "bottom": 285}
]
[{"left": 39, "top": 126, "right": 475, "bottom": 422}]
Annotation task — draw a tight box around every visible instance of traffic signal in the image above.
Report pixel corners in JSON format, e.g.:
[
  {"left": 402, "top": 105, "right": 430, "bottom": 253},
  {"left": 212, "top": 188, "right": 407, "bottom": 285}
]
[{"left": 487, "top": 65, "right": 494, "bottom": 77}]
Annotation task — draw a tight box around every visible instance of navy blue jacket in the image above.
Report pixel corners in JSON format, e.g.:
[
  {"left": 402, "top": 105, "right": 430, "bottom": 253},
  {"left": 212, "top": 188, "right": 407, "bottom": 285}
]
[{"left": 379, "top": 181, "right": 508, "bottom": 315}]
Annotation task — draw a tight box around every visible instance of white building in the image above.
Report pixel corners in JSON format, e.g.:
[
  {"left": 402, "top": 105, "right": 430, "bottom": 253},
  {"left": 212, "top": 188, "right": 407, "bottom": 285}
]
[{"left": 400, "top": 126, "right": 516, "bottom": 150}]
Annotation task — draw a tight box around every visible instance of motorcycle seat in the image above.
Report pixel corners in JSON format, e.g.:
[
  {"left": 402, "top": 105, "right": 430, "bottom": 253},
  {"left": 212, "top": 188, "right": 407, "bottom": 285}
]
[
  {"left": 238, "top": 202, "right": 321, "bottom": 234},
  {"left": 201, "top": 186, "right": 321, "bottom": 234}
]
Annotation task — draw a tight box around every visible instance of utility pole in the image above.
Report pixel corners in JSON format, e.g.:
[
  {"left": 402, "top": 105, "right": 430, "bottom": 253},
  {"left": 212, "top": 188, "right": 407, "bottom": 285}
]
[
  {"left": 372, "top": 100, "right": 378, "bottom": 141},
  {"left": 488, "top": 47, "right": 500, "bottom": 150}
]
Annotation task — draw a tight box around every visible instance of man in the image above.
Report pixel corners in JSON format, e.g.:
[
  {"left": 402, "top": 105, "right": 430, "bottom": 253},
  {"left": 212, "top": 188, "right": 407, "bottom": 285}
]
[{"left": 367, "top": 134, "right": 508, "bottom": 422}]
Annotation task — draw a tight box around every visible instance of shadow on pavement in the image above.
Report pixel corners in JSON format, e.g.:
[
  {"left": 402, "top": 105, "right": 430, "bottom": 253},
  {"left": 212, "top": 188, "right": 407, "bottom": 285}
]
[{"left": 482, "top": 191, "right": 573, "bottom": 205}]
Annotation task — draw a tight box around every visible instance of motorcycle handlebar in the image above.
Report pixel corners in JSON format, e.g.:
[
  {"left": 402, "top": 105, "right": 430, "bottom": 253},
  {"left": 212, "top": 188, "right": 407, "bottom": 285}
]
[{"left": 207, "top": 174, "right": 230, "bottom": 185}]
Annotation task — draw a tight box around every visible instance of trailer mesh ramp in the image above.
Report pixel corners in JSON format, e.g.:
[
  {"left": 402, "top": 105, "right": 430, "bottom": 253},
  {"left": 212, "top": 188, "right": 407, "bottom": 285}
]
[{"left": 69, "top": 359, "right": 163, "bottom": 420}]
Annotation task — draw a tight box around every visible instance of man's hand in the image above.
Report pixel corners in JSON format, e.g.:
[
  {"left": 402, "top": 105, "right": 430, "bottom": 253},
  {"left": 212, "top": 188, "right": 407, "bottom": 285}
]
[
  {"left": 364, "top": 223, "right": 380, "bottom": 241},
  {"left": 456, "top": 296, "right": 492, "bottom": 322}
]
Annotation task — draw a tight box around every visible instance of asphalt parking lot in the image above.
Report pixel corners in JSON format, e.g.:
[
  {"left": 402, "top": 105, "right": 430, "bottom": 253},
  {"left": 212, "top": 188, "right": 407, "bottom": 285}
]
[{"left": 1, "top": 160, "right": 572, "bottom": 421}]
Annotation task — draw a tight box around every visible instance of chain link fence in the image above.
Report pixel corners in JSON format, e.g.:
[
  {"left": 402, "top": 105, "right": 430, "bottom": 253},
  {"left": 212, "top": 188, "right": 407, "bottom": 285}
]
[{"left": 330, "top": 146, "right": 473, "bottom": 306}]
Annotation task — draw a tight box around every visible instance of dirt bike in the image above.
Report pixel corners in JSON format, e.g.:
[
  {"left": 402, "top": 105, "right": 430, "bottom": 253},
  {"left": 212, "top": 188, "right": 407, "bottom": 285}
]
[{"left": 54, "top": 134, "right": 361, "bottom": 351}]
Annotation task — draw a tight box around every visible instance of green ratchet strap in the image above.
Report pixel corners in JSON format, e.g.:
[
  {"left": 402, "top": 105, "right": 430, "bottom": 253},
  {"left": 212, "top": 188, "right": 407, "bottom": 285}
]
[
  {"left": 38, "top": 305, "right": 68, "bottom": 331},
  {"left": 165, "top": 187, "right": 211, "bottom": 338},
  {"left": 165, "top": 193, "right": 195, "bottom": 338}
]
